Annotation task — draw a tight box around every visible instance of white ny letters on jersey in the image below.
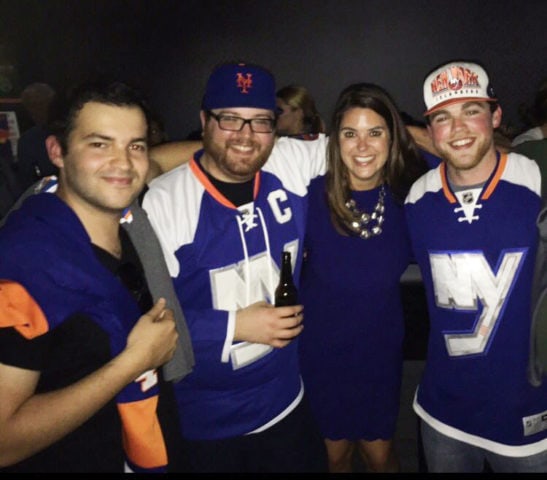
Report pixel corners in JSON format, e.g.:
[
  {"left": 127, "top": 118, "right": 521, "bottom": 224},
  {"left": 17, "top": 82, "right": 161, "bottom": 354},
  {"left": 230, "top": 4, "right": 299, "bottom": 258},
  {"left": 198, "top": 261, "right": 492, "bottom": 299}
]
[
  {"left": 210, "top": 252, "right": 276, "bottom": 309},
  {"left": 430, "top": 250, "right": 525, "bottom": 356}
]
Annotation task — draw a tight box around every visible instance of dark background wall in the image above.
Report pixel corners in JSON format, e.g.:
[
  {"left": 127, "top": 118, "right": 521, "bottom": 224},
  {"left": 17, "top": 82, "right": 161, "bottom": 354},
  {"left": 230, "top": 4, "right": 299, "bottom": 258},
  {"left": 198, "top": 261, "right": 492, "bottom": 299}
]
[{"left": 1, "top": 0, "right": 546, "bottom": 139}]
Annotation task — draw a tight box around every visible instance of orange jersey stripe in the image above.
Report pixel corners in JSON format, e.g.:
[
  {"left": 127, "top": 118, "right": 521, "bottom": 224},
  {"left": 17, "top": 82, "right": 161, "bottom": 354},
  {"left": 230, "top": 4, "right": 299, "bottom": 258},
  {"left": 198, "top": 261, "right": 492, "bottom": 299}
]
[
  {"left": 190, "top": 158, "right": 261, "bottom": 208},
  {"left": 440, "top": 162, "right": 457, "bottom": 203},
  {"left": 0, "top": 280, "right": 49, "bottom": 338},
  {"left": 118, "top": 396, "right": 168, "bottom": 469},
  {"left": 482, "top": 153, "right": 507, "bottom": 200},
  {"left": 190, "top": 159, "right": 236, "bottom": 208}
]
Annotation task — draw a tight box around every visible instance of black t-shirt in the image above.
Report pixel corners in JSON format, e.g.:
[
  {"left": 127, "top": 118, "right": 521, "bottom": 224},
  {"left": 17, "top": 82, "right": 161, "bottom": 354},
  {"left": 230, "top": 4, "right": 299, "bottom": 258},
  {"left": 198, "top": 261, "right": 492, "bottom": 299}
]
[
  {"left": 195, "top": 157, "right": 254, "bottom": 206},
  {"left": 0, "top": 228, "right": 181, "bottom": 472}
]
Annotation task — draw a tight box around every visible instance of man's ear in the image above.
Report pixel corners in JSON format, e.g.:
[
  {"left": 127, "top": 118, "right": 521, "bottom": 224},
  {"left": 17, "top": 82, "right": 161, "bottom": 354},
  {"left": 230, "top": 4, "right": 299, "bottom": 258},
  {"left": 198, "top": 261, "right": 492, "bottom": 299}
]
[
  {"left": 45, "top": 135, "right": 64, "bottom": 169},
  {"left": 200, "top": 110, "right": 207, "bottom": 129},
  {"left": 492, "top": 105, "right": 503, "bottom": 129}
]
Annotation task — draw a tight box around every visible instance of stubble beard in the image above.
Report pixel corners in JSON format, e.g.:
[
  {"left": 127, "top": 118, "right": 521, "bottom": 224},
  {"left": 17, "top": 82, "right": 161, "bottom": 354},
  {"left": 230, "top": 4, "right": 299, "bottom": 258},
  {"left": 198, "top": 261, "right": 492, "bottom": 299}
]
[
  {"left": 62, "top": 165, "right": 142, "bottom": 215},
  {"left": 439, "top": 136, "right": 493, "bottom": 175}
]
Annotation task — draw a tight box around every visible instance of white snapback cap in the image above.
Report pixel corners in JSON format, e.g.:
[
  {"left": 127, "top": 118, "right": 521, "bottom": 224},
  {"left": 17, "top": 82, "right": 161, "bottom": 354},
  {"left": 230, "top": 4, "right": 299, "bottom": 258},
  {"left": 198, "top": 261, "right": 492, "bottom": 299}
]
[{"left": 423, "top": 61, "right": 497, "bottom": 116}]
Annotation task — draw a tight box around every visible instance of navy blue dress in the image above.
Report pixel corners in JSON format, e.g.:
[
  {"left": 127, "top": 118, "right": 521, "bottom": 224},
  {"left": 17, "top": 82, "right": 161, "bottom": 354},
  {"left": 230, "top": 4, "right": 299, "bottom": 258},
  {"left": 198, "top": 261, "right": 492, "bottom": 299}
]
[{"left": 298, "top": 176, "right": 411, "bottom": 440}]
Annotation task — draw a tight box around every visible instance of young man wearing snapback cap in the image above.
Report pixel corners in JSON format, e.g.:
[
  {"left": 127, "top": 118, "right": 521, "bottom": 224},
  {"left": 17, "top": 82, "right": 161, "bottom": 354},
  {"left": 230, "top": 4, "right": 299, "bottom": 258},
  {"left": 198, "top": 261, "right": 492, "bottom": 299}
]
[
  {"left": 142, "top": 62, "right": 328, "bottom": 472},
  {"left": 404, "top": 60, "right": 547, "bottom": 472}
]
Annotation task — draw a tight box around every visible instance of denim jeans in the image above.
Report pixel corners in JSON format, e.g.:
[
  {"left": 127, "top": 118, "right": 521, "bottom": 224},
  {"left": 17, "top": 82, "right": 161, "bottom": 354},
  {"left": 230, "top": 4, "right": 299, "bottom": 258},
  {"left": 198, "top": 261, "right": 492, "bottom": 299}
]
[{"left": 420, "top": 420, "right": 547, "bottom": 473}]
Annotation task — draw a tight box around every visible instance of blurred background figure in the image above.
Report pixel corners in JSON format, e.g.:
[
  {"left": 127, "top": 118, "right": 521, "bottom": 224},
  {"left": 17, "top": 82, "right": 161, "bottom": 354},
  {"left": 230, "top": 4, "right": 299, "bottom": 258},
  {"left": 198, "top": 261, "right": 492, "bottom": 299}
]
[
  {"left": 512, "top": 77, "right": 547, "bottom": 147},
  {"left": 16, "top": 82, "right": 58, "bottom": 190},
  {"left": 400, "top": 111, "right": 442, "bottom": 169},
  {"left": 145, "top": 111, "right": 170, "bottom": 183},
  {"left": 148, "top": 110, "right": 169, "bottom": 146},
  {"left": 276, "top": 84, "right": 326, "bottom": 138},
  {"left": 512, "top": 78, "right": 547, "bottom": 199},
  {"left": 0, "top": 113, "right": 21, "bottom": 219}
]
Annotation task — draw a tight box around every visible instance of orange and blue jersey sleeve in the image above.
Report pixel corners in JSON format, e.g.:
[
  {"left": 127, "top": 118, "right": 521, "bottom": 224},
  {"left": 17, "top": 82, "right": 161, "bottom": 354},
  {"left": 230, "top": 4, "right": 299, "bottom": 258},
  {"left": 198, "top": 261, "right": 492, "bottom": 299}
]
[
  {"left": 118, "top": 393, "right": 168, "bottom": 473},
  {"left": 0, "top": 280, "right": 49, "bottom": 338}
]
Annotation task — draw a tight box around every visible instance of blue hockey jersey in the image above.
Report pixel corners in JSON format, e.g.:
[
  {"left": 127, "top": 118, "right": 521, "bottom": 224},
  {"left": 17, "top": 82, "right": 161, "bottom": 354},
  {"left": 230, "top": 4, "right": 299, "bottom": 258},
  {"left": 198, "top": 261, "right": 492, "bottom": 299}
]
[
  {"left": 0, "top": 193, "right": 168, "bottom": 472},
  {"left": 142, "top": 135, "right": 328, "bottom": 440},
  {"left": 405, "top": 152, "right": 547, "bottom": 456}
]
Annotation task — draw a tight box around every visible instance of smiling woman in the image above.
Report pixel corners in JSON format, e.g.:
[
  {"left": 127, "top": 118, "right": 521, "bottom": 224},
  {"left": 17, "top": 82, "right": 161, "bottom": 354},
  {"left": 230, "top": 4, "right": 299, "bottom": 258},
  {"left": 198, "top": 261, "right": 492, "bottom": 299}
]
[{"left": 298, "top": 82, "right": 429, "bottom": 473}]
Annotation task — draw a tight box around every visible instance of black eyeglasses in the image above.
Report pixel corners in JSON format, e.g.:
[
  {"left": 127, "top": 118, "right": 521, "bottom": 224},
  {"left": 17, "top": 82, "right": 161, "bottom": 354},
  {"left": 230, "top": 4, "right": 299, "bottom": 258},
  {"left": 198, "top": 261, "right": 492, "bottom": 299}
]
[{"left": 207, "top": 111, "right": 276, "bottom": 133}]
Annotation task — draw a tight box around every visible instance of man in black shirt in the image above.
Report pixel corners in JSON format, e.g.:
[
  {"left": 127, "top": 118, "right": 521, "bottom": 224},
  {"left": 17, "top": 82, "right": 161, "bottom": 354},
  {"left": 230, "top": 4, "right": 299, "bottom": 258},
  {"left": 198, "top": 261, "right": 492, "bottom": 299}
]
[{"left": 0, "top": 81, "right": 181, "bottom": 472}]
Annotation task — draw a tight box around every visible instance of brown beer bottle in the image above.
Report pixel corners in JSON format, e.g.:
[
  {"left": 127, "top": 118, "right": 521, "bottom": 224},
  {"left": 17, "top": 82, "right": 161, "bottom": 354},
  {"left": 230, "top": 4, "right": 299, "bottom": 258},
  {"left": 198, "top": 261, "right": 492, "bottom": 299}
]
[{"left": 275, "top": 251, "right": 298, "bottom": 306}]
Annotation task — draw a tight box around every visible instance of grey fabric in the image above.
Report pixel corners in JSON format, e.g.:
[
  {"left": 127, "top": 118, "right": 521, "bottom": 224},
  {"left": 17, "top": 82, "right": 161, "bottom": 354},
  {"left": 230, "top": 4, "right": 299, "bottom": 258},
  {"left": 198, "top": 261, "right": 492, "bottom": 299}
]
[
  {"left": 528, "top": 206, "right": 547, "bottom": 386},
  {"left": 124, "top": 202, "right": 194, "bottom": 382},
  {"left": 0, "top": 179, "right": 194, "bottom": 383}
]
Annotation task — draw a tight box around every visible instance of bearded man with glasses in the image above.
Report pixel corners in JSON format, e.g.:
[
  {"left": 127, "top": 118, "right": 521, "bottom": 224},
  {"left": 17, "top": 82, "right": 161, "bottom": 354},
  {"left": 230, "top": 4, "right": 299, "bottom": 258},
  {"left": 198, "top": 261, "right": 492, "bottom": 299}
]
[{"left": 142, "top": 62, "right": 329, "bottom": 472}]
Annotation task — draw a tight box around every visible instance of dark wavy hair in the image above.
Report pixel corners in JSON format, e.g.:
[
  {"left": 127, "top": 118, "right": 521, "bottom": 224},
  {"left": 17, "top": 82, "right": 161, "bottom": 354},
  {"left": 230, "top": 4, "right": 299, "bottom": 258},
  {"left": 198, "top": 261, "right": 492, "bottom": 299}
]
[
  {"left": 47, "top": 79, "right": 151, "bottom": 154},
  {"left": 326, "top": 82, "right": 428, "bottom": 235}
]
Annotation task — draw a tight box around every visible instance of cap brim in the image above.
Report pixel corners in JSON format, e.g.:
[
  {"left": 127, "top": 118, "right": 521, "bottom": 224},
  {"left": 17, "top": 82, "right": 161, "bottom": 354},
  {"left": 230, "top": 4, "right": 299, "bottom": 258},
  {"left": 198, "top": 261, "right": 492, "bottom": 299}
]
[{"left": 424, "top": 96, "right": 497, "bottom": 116}]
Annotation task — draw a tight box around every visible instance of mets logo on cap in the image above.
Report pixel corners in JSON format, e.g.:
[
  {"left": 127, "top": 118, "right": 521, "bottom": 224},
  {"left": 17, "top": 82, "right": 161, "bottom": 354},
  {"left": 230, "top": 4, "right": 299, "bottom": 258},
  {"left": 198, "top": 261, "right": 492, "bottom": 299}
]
[
  {"left": 236, "top": 72, "right": 253, "bottom": 94},
  {"left": 423, "top": 61, "right": 497, "bottom": 115},
  {"left": 202, "top": 62, "right": 277, "bottom": 111}
]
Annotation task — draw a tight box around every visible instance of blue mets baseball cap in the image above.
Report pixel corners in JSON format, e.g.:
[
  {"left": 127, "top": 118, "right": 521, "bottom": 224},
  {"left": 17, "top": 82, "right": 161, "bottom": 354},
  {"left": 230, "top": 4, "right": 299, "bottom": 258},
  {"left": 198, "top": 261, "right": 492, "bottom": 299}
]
[{"left": 201, "top": 62, "right": 277, "bottom": 112}]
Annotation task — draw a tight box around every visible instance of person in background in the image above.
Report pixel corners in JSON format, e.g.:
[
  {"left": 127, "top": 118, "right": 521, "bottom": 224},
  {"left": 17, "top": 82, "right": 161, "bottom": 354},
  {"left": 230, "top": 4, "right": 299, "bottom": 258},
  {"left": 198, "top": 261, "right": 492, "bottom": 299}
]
[
  {"left": 511, "top": 78, "right": 547, "bottom": 147},
  {"left": 512, "top": 82, "right": 547, "bottom": 200},
  {"left": 148, "top": 110, "right": 169, "bottom": 147},
  {"left": 0, "top": 113, "right": 21, "bottom": 218},
  {"left": 15, "top": 82, "right": 58, "bottom": 190},
  {"left": 512, "top": 78, "right": 547, "bottom": 147},
  {"left": 298, "top": 83, "right": 429, "bottom": 472},
  {"left": 405, "top": 59, "right": 547, "bottom": 472},
  {"left": 144, "top": 110, "right": 171, "bottom": 183},
  {"left": 400, "top": 111, "right": 442, "bottom": 169},
  {"left": 513, "top": 137, "right": 547, "bottom": 201},
  {"left": 275, "top": 84, "right": 326, "bottom": 139},
  {"left": 142, "top": 62, "right": 328, "bottom": 472},
  {"left": 0, "top": 80, "right": 184, "bottom": 472}
]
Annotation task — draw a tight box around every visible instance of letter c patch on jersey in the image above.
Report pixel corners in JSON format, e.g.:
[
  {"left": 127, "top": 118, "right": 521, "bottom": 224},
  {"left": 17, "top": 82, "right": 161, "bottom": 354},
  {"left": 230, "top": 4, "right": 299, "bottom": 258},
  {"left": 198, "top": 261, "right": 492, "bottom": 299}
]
[{"left": 267, "top": 189, "right": 292, "bottom": 224}]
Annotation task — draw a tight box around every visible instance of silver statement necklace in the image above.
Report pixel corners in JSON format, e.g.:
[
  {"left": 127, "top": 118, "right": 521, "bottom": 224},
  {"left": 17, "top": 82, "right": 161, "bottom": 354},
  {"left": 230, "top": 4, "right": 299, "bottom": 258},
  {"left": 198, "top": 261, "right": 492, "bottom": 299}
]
[{"left": 345, "top": 184, "right": 385, "bottom": 239}]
